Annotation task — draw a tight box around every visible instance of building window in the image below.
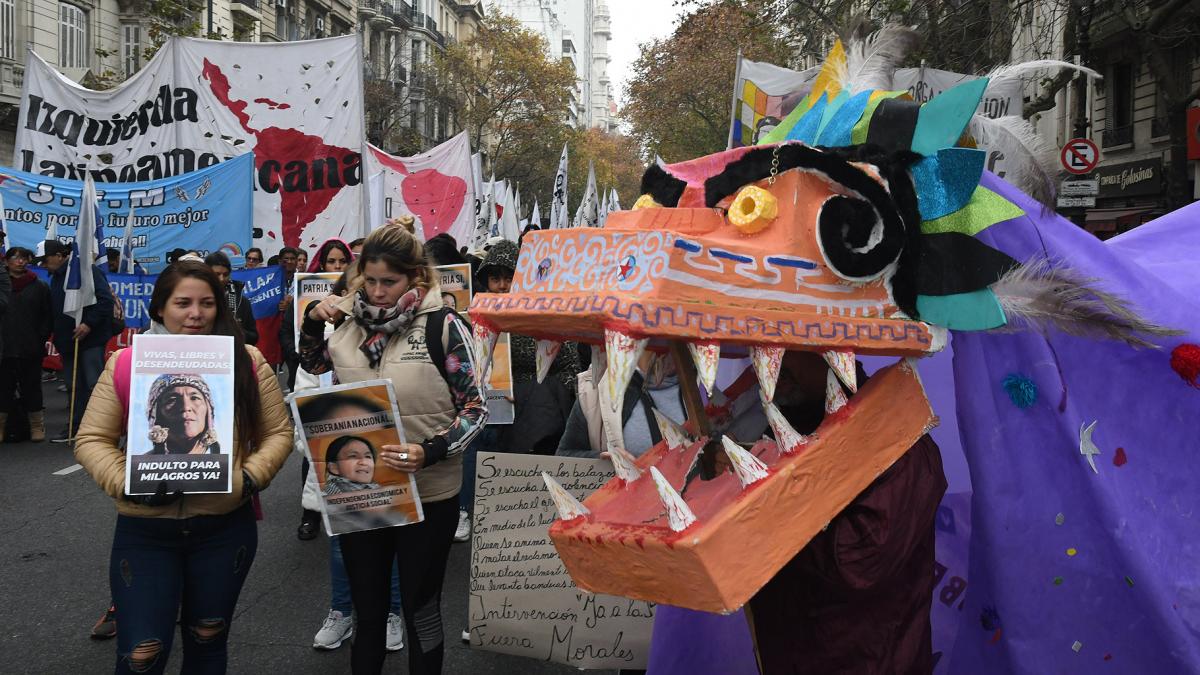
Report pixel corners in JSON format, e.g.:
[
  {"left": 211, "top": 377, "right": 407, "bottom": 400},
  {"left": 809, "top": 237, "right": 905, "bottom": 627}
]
[
  {"left": 121, "top": 23, "right": 141, "bottom": 77},
  {"left": 59, "top": 2, "right": 88, "bottom": 69},
  {"left": 1, "top": 0, "right": 16, "bottom": 61},
  {"left": 275, "top": 0, "right": 298, "bottom": 42},
  {"left": 1109, "top": 62, "right": 1133, "bottom": 130}
]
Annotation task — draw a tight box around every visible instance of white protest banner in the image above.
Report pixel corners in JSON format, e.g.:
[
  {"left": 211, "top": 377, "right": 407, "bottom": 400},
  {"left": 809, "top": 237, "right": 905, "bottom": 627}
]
[
  {"left": 16, "top": 35, "right": 364, "bottom": 255},
  {"left": 125, "top": 334, "right": 235, "bottom": 494},
  {"left": 364, "top": 132, "right": 475, "bottom": 244},
  {"left": 893, "top": 66, "right": 1021, "bottom": 119},
  {"left": 728, "top": 56, "right": 819, "bottom": 148},
  {"left": 469, "top": 453, "right": 653, "bottom": 668}
]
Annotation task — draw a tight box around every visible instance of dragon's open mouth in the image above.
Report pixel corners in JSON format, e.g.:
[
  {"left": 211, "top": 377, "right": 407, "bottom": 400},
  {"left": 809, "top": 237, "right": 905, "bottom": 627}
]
[{"left": 467, "top": 145, "right": 943, "bottom": 613}]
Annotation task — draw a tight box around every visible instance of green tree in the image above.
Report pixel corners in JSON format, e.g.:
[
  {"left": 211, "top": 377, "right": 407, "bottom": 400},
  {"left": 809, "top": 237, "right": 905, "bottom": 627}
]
[
  {"left": 430, "top": 13, "right": 576, "bottom": 169},
  {"left": 623, "top": 1, "right": 793, "bottom": 162},
  {"left": 565, "top": 127, "right": 646, "bottom": 216}
]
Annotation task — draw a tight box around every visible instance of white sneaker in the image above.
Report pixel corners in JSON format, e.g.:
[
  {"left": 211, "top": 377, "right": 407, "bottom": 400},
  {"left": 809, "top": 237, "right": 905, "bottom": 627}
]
[
  {"left": 313, "top": 610, "right": 353, "bottom": 650},
  {"left": 386, "top": 613, "right": 405, "bottom": 651},
  {"left": 454, "top": 510, "right": 471, "bottom": 542}
]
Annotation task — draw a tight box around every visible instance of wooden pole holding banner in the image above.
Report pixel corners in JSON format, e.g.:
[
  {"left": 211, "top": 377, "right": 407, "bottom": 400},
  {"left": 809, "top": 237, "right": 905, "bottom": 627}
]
[
  {"left": 67, "top": 335, "right": 81, "bottom": 441},
  {"left": 725, "top": 48, "right": 744, "bottom": 150}
]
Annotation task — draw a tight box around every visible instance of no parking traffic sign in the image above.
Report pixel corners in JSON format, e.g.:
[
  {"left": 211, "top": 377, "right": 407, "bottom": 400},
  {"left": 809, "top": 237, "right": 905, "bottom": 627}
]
[{"left": 1061, "top": 138, "right": 1100, "bottom": 175}]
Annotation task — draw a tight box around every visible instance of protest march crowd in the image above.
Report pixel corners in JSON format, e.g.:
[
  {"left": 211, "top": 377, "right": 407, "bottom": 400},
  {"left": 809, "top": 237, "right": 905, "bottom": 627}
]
[{"left": 3, "top": 18, "right": 1200, "bottom": 675}]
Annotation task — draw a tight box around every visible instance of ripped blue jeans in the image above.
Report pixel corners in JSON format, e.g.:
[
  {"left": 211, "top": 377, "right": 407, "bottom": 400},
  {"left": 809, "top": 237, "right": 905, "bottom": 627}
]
[{"left": 109, "top": 502, "right": 257, "bottom": 675}]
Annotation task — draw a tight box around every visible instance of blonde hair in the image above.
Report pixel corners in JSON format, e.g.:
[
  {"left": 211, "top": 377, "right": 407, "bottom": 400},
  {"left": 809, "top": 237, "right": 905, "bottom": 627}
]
[{"left": 344, "top": 222, "right": 434, "bottom": 295}]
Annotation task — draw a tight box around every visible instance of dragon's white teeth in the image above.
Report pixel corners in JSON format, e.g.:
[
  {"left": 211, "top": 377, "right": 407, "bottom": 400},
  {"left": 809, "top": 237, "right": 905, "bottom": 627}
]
[
  {"left": 652, "top": 408, "right": 692, "bottom": 451},
  {"left": 720, "top": 435, "right": 769, "bottom": 488},
  {"left": 649, "top": 466, "right": 696, "bottom": 531},
  {"left": 542, "top": 472, "right": 590, "bottom": 520},
  {"left": 472, "top": 323, "right": 499, "bottom": 378},
  {"left": 825, "top": 368, "right": 848, "bottom": 414},
  {"left": 604, "top": 329, "right": 647, "bottom": 413},
  {"left": 534, "top": 339, "right": 563, "bottom": 383},
  {"left": 749, "top": 345, "right": 785, "bottom": 402},
  {"left": 822, "top": 350, "right": 857, "bottom": 393},
  {"left": 762, "top": 398, "right": 809, "bottom": 455},
  {"left": 686, "top": 341, "right": 720, "bottom": 396},
  {"left": 607, "top": 444, "right": 643, "bottom": 483}
]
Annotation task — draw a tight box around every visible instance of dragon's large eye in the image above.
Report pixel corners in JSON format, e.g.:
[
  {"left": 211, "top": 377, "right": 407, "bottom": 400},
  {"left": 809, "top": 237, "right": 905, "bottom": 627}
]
[
  {"left": 816, "top": 194, "right": 904, "bottom": 282},
  {"left": 633, "top": 194, "right": 660, "bottom": 210},
  {"left": 728, "top": 185, "right": 777, "bottom": 234}
]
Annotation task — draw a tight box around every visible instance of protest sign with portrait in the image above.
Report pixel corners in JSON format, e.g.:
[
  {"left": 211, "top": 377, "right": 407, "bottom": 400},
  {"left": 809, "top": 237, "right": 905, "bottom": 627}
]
[
  {"left": 435, "top": 263, "right": 472, "bottom": 313},
  {"left": 125, "top": 334, "right": 235, "bottom": 494},
  {"left": 291, "top": 379, "right": 424, "bottom": 535}
]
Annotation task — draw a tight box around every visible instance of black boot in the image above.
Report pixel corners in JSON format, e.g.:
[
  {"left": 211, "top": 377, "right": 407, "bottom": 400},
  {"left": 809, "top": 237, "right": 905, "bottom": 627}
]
[{"left": 297, "top": 509, "right": 320, "bottom": 540}]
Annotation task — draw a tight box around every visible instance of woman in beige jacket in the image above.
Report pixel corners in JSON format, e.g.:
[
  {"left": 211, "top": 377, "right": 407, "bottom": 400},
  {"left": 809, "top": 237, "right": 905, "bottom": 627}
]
[
  {"left": 300, "top": 221, "right": 487, "bottom": 675},
  {"left": 75, "top": 261, "right": 293, "bottom": 674}
]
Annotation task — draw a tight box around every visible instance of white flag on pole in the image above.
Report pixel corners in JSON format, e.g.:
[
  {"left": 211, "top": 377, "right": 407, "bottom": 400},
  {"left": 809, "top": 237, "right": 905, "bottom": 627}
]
[
  {"left": 120, "top": 204, "right": 138, "bottom": 274},
  {"left": 63, "top": 175, "right": 100, "bottom": 324},
  {"left": 499, "top": 184, "right": 520, "bottom": 242},
  {"left": 574, "top": 161, "right": 599, "bottom": 228},
  {"left": 549, "top": 144, "right": 569, "bottom": 229},
  {"left": 598, "top": 188, "right": 611, "bottom": 227},
  {"left": 530, "top": 200, "right": 541, "bottom": 230},
  {"left": 487, "top": 174, "right": 499, "bottom": 238}
]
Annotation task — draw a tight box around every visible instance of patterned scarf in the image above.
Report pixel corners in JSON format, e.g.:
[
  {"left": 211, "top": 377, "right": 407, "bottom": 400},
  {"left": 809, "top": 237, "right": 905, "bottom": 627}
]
[{"left": 352, "top": 286, "right": 427, "bottom": 368}]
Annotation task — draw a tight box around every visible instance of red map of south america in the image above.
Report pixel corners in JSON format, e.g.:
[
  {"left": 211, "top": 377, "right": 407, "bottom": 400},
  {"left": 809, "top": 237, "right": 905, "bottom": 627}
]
[{"left": 202, "top": 59, "right": 358, "bottom": 247}]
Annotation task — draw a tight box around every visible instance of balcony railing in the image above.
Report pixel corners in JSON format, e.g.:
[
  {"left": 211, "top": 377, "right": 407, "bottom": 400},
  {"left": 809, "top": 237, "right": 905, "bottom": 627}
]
[
  {"left": 234, "top": 0, "right": 257, "bottom": 10},
  {"left": 1102, "top": 124, "right": 1133, "bottom": 147}
]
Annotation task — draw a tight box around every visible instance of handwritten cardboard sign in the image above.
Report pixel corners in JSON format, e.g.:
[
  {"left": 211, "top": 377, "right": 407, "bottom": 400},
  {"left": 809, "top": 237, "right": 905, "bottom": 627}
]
[{"left": 468, "top": 452, "right": 654, "bottom": 668}]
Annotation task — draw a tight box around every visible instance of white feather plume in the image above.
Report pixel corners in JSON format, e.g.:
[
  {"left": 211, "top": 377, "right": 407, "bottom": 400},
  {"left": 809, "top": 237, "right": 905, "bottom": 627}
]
[
  {"left": 991, "top": 259, "right": 1181, "bottom": 349},
  {"left": 967, "top": 114, "right": 1058, "bottom": 206},
  {"left": 841, "top": 24, "right": 921, "bottom": 94},
  {"left": 985, "top": 59, "right": 1102, "bottom": 96}
]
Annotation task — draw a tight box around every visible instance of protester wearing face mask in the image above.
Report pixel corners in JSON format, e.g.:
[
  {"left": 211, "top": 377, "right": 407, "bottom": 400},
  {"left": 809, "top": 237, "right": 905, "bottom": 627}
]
[{"left": 74, "top": 261, "right": 293, "bottom": 674}]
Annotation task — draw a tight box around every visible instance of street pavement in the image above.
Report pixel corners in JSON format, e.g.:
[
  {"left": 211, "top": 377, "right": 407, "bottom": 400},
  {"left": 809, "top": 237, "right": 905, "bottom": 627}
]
[{"left": 0, "top": 378, "right": 603, "bottom": 674}]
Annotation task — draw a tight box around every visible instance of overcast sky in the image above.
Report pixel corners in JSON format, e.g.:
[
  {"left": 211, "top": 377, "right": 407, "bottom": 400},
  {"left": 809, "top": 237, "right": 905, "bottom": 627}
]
[{"left": 606, "top": 2, "right": 689, "bottom": 106}]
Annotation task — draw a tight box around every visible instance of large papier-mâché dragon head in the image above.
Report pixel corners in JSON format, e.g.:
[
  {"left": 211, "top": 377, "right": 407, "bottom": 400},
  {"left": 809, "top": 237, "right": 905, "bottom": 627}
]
[{"left": 468, "top": 28, "right": 1170, "bottom": 613}]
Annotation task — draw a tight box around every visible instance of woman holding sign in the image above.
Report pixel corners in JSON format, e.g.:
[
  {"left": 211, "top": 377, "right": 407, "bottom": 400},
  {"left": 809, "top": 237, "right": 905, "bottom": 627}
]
[
  {"left": 300, "top": 219, "right": 488, "bottom": 675},
  {"left": 74, "top": 262, "right": 294, "bottom": 674}
]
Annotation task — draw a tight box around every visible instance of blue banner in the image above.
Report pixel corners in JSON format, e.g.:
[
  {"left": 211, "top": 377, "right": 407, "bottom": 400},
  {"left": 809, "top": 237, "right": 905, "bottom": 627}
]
[
  {"left": 107, "top": 273, "right": 156, "bottom": 330},
  {"left": 232, "top": 266, "right": 286, "bottom": 320},
  {"left": 35, "top": 265, "right": 284, "bottom": 329},
  {"left": 1, "top": 154, "right": 253, "bottom": 273}
]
